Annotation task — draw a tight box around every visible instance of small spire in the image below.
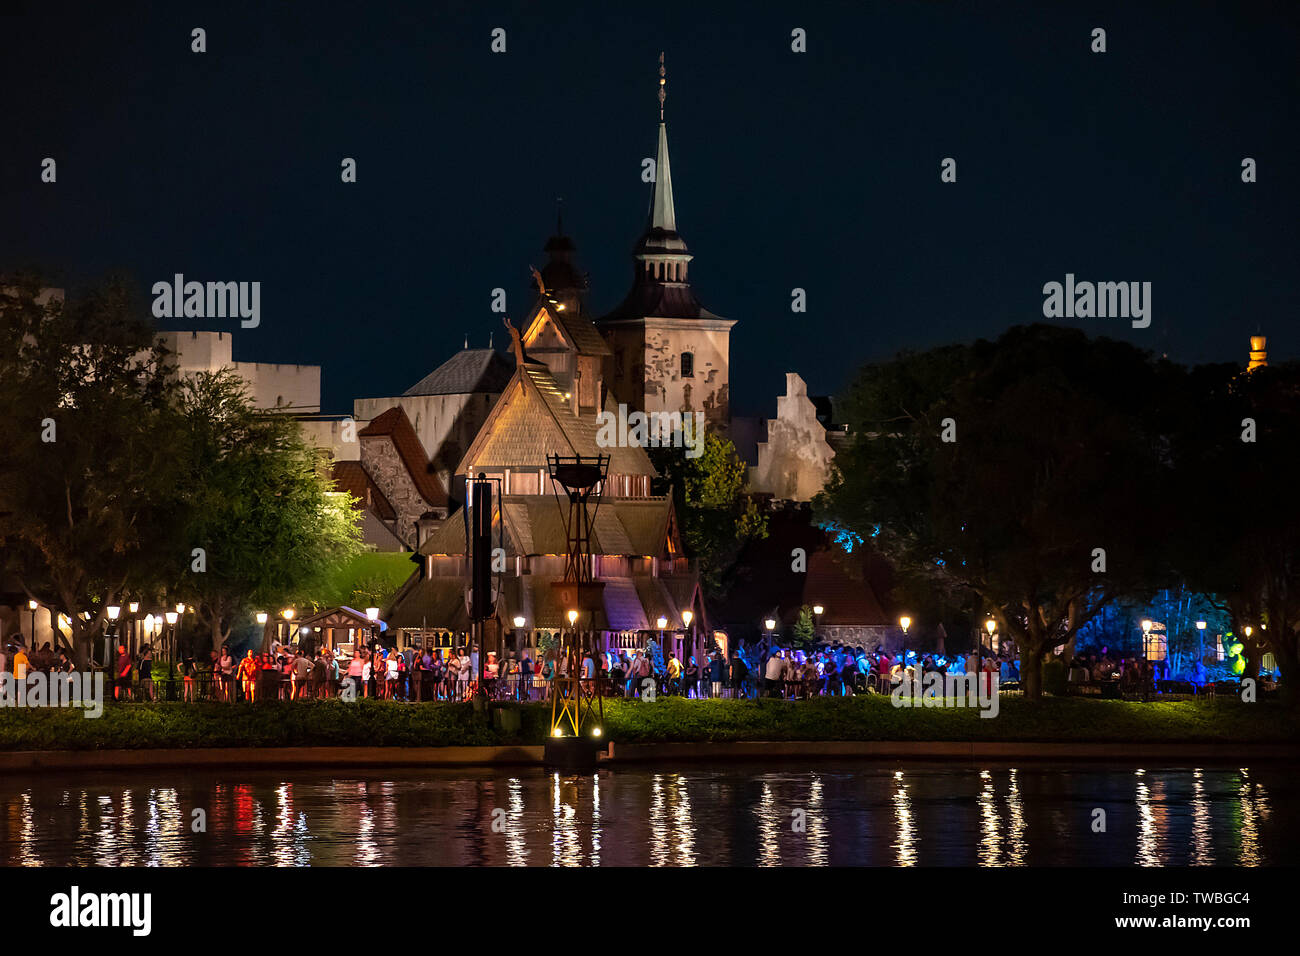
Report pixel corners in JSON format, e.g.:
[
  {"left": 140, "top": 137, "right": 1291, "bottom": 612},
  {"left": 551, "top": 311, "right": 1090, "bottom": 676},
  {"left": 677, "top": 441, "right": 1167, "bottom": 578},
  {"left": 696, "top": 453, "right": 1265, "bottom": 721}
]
[{"left": 658, "top": 52, "right": 666, "bottom": 121}]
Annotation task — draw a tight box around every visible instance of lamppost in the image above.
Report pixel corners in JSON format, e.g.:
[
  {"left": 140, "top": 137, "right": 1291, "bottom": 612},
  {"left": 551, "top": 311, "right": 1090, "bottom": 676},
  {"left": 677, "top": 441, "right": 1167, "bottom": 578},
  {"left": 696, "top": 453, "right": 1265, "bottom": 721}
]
[
  {"left": 165, "top": 611, "right": 178, "bottom": 672},
  {"left": 128, "top": 601, "right": 139, "bottom": 657},
  {"left": 513, "top": 615, "right": 526, "bottom": 657},
  {"left": 27, "top": 600, "right": 37, "bottom": 650},
  {"left": 365, "top": 606, "right": 379, "bottom": 654},
  {"left": 1141, "top": 619, "right": 1152, "bottom": 660},
  {"left": 281, "top": 608, "right": 295, "bottom": 652},
  {"left": 567, "top": 608, "right": 579, "bottom": 689},
  {"left": 765, "top": 617, "right": 776, "bottom": 650},
  {"left": 812, "top": 604, "right": 824, "bottom": 643},
  {"left": 105, "top": 604, "right": 121, "bottom": 668},
  {"left": 1195, "top": 620, "right": 1206, "bottom": 664},
  {"left": 682, "top": 609, "right": 694, "bottom": 664},
  {"left": 899, "top": 616, "right": 912, "bottom": 677}
]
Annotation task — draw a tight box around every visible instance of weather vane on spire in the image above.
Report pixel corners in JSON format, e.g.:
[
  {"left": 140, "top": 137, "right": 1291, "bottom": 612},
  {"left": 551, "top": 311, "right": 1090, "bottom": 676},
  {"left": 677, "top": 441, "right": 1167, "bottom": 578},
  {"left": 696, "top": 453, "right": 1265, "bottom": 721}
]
[{"left": 658, "top": 52, "right": 666, "bottom": 121}]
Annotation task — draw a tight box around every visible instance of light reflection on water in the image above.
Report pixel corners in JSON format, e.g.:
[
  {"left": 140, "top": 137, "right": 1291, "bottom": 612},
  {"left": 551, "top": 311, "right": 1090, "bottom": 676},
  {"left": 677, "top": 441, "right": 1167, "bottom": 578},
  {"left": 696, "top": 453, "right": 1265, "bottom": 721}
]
[{"left": 0, "top": 763, "right": 1294, "bottom": 867}]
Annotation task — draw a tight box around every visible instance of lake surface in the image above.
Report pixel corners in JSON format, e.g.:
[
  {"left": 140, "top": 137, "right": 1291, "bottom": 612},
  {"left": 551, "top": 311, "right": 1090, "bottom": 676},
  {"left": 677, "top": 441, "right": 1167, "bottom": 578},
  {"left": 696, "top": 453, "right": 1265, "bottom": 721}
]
[{"left": 0, "top": 762, "right": 1290, "bottom": 866}]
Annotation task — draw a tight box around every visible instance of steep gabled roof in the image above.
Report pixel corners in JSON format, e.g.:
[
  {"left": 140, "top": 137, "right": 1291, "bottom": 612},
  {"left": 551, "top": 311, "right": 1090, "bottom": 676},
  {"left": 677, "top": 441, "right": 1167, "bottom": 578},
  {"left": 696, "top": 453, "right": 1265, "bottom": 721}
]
[
  {"left": 331, "top": 460, "right": 397, "bottom": 521},
  {"left": 403, "top": 348, "right": 515, "bottom": 396},
  {"left": 359, "top": 406, "right": 450, "bottom": 508},
  {"left": 454, "top": 362, "right": 655, "bottom": 477},
  {"left": 523, "top": 298, "right": 610, "bottom": 357}
]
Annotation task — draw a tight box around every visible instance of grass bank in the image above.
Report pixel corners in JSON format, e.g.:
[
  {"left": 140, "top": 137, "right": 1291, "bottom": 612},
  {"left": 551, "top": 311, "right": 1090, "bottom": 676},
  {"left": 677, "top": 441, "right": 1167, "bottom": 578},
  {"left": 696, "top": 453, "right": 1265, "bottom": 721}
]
[{"left": 0, "top": 695, "right": 1295, "bottom": 752}]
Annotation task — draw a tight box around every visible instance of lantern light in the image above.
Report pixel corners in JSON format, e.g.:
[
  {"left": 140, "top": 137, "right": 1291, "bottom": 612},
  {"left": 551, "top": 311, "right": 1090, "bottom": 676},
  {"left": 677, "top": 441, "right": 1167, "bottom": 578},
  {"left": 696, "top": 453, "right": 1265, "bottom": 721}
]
[
  {"left": 899, "top": 616, "right": 911, "bottom": 632},
  {"left": 1196, "top": 620, "right": 1206, "bottom": 630},
  {"left": 513, "top": 615, "right": 526, "bottom": 628},
  {"left": 165, "top": 611, "right": 178, "bottom": 625},
  {"left": 656, "top": 616, "right": 667, "bottom": 629},
  {"left": 567, "top": 609, "right": 579, "bottom": 626},
  {"left": 129, "top": 602, "right": 139, "bottom": 614},
  {"left": 107, "top": 605, "right": 121, "bottom": 620},
  {"left": 256, "top": 612, "right": 268, "bottom": 625},
  {"left": 282, "top": 608, "right": 295, "bottom": 621},
  {"left": 812, "top": 604, "right": 824, "bottom": 616},
  {"left": 682, "top": 610, "right": 693, "bottom": 628},
  {"left": 986, "top": 618, "right": 996, "bottom": 635},
  {"left": 27, "top": 599, "right": 37, "bottom": 611},
  {"left": 765, "top": 618, "right": 777, "bottom": 631}
]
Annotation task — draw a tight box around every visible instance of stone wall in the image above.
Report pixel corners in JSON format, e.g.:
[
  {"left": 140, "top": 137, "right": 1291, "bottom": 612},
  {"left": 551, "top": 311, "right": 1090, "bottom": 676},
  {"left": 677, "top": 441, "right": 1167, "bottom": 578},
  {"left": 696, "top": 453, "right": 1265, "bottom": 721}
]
[
  {"left": 354, "top": 392, "right": 498, "bottom": 491},
  {"left": 360, "top": 437, "right": 426, "bottom": 549},
  {"left": 750, "top": 373, "right": 836, "bottom": 502}
]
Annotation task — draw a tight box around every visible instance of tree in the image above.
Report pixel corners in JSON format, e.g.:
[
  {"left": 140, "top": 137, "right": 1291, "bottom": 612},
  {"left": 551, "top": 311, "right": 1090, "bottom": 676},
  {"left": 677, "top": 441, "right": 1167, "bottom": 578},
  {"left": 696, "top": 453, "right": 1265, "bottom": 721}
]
[
  {"left": 791, "top": 605, "right": 815, "bottom": 649},
  {"left": 652, "top": 432, "right": 768, "bottom": 594},
  {"left": 815, "top": 325, "right": 1176, "bottom": 701},
  {"left": 0, "top": 276, "right": 185, "bottom": 666},
  {"left": 173, "top": 369, "right": 362, "bottom": 653},
  {"left": 1172, "top": 359, "right": 1300, "bottom": 703}
]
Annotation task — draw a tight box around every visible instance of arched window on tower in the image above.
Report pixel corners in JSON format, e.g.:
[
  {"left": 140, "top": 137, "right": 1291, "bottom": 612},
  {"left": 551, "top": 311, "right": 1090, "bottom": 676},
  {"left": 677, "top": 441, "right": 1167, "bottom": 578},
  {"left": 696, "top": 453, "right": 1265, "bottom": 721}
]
[{"left": 680, "top": 352, "right": 694, "bottom": 378}]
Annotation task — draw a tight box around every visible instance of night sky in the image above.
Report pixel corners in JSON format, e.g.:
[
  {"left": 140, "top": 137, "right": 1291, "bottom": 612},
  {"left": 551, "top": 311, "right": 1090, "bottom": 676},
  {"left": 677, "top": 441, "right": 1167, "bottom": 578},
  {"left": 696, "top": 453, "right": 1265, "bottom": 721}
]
[{"left": 3, "top": 0, "right": 1297, "bottom": 416}]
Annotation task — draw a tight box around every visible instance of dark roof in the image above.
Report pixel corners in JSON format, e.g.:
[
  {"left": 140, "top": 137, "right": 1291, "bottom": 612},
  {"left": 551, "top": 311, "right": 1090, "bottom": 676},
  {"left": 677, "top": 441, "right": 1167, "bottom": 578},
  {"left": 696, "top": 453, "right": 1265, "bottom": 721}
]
[
  {"left": 598, "top": 272, "right": 723, "bottom": 324},
  {"left": 708, "top": 507, "right": 894, "bottom": 632},
  {"left": 359, "top": 407, "right": 450, "bottom": 508},
  {"left": 403, "top": 348, "right": 515, "bottom": 397},
  {"left": 332, "top": 461, "right": 397, "bottom": 521}
]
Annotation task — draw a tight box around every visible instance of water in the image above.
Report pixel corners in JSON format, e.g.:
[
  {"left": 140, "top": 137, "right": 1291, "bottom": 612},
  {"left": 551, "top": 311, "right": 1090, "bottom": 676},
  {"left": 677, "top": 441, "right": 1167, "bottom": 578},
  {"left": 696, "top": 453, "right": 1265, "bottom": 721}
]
[{"left": 0, "top": 763, "right": 1290, "bottom": 866}]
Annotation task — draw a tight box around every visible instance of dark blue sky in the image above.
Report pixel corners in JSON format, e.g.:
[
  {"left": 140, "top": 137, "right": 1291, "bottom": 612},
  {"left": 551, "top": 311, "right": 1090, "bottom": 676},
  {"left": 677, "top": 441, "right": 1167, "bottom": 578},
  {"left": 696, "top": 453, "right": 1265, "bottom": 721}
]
[{"left": 3, "top": 0, "right": 1296, "bottom": 415}]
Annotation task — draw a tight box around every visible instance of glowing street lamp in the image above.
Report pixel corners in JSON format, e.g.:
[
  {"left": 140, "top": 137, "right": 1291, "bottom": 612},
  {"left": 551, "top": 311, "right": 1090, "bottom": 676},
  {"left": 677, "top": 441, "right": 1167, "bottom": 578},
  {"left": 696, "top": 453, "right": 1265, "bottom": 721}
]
[
  {"left": 899, "top": 615, "right": 911, "bottom": 672},
  {"left": 567, "top": 609, "right": 579, "bottom": 626},
  {"left": 256, "top": 612, "right": 268, "bottom": 625},
  {"left": 27, "top": 600, "right": 38, "bottom": 649},
  {"left": 682, "top": 609, "right": 694, "bottom": 661}
]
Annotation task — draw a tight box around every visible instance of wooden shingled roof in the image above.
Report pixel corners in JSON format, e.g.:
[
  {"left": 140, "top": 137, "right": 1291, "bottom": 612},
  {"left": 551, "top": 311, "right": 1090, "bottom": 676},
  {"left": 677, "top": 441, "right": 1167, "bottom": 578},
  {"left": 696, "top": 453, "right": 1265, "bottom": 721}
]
[
  {"left": 417, "top": 494, "right": 676, "bottom": 558},
  {"left": 522, "top": 298, "right": 610, "bottom": 357},
  {"left": 455, "top": 361, "right": 655, "bottom": 478},
  {"left": 386, "top": 571, "right": 691, "bottom": 632}
]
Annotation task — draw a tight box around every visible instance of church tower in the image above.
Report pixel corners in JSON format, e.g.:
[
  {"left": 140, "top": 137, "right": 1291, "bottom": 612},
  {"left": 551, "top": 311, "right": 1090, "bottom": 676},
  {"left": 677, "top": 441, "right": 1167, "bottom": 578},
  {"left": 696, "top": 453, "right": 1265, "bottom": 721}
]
[{"left": 597, "top": 55, "right": 736, "bottom": 432}]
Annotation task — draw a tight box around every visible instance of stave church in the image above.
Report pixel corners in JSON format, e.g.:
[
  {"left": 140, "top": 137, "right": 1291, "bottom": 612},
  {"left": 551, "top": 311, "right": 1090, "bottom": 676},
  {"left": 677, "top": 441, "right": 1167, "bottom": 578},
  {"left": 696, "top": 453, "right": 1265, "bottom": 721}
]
[{"left": 342, "top": 62, "right": 732, "bottom": 664}]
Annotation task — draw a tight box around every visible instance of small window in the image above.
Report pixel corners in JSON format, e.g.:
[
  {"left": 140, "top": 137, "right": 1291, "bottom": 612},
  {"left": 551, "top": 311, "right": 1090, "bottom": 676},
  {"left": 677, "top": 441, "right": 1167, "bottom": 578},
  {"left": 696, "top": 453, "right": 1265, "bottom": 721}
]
[{"left": 680, "top": 352, "right": 694, "bottom": 377}]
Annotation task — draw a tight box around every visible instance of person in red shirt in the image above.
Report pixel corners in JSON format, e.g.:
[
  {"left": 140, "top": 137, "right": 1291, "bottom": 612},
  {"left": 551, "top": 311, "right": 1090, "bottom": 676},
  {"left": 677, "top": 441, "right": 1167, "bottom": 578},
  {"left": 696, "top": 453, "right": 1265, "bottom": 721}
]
[{"left": 115, "top": 645, "right": 133, "bottom": 701}]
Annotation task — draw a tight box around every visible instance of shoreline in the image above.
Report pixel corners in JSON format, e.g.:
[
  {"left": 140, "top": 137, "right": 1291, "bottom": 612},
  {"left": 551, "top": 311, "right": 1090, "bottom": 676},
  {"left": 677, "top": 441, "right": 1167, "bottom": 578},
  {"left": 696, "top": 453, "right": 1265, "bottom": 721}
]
[{"left": 3, "top": 738, "right": 1297, "bottom": 773}]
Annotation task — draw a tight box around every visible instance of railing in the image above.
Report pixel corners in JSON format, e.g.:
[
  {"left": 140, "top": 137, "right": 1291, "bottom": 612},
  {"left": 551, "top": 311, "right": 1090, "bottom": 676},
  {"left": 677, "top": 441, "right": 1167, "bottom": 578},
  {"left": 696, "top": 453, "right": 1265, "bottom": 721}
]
[{"left": 71, "top": 669, "right": 1037, "bottom": 704}]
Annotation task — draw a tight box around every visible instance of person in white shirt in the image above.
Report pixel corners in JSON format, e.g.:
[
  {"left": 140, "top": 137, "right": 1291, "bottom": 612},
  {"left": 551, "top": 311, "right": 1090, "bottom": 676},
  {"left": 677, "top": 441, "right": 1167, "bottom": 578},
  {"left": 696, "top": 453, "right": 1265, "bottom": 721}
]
[
  {"left": 458, "top": 653, "right": 472, "bottom": 698},
  {"left": 765, "top": 650, "right": 785, "bottom": 698}
]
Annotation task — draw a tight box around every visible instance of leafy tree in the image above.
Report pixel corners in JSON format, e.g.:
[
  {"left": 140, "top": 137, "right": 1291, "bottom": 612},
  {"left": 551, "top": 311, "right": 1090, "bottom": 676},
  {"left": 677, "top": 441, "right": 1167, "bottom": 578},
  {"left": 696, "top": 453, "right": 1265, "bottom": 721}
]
[
  {"left": 791, "top": 605, "right": 815, "bottom": 649},
  {"left": 652, "top": 432, "right": 768, "bottom": 594},
  {"left": 0, "top": 276, "right": 184, "bottom": 666},
  {"left": 816, "top": 325, "right": 1176, "bottom": 701},
  {"left": 173, "top": 369, "right": 362, "bottom": 653}
]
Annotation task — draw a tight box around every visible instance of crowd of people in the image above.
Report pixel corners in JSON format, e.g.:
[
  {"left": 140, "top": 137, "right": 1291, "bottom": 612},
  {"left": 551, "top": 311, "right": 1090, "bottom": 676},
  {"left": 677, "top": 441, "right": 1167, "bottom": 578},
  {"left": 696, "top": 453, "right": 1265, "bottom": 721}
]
[{"left": 19, "top": 634, "right": 1275, "bottom": 704}]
